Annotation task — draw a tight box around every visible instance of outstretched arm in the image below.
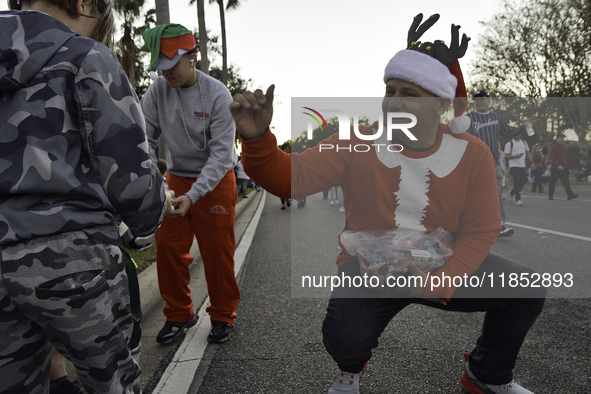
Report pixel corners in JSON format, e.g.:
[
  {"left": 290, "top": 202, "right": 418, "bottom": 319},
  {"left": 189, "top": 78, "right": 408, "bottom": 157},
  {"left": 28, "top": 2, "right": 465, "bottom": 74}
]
[{"left": 229, "top": 85, "right": 275, "bottom": 140}]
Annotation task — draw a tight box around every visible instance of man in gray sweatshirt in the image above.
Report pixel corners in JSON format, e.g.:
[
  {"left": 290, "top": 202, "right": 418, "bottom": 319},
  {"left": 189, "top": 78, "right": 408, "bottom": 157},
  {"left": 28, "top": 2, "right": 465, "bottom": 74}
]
[{"left": 142, "top": 24, "right": 240, "bottom": 344}]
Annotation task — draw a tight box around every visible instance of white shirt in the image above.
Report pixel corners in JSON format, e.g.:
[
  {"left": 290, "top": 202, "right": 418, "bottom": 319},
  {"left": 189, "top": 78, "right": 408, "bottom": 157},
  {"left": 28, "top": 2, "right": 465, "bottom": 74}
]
[{"left": 504, "top": 138, "right": 529, "bottom": 168}]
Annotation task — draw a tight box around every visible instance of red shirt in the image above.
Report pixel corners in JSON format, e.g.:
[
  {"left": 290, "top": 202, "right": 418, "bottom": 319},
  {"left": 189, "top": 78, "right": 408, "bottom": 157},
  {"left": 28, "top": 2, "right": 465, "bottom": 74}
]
[{"left": 549, "top": 143, "right": 570, "bottom": 168}]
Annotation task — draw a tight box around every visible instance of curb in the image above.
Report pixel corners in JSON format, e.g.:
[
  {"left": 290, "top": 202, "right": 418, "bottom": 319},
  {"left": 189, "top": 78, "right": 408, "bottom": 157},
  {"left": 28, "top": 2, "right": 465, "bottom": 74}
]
[{"left": 137, "top": 189, "right": 260, "bottom": 319}]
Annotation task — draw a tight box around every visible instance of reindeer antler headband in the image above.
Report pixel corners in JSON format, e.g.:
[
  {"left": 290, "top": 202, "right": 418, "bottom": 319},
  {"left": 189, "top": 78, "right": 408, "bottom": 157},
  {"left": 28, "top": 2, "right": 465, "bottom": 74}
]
[
  {"left": 384, "top": 13, "right": 471, "bottom": 134},
  {"left": 406, "top": 13, "right": 469, "bottom": 66}
]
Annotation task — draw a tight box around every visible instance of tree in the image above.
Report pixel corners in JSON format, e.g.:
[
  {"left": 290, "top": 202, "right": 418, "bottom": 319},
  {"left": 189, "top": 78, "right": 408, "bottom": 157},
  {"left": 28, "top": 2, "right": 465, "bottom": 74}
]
[
  {"left": 469, "top": 0, "right": 591, "bottom": 150},
  {"left": 196, "top": 0, "right": 209, "bottom": 73},
  {"left": 113, "top": 0, "right": 152, "bottom": 91},
  {"left": 291, "top": 117, "right": 334, "bottom": 154},
  {"left": 207, "top": 62, "right": 252, "bottom": 144},
  {"left": 154, "top": 0, "right": 170, "bottom": 25},
  {"left": 208, "top": 63, "right": 251, "bottom": 96},
  {"left": 209, "top": 0, "right": 243, "bottom": 86}
]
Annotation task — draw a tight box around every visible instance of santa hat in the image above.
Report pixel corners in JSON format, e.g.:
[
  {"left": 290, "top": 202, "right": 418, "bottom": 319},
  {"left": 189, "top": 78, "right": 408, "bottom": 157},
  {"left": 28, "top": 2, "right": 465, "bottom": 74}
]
[{"left": 383, "top": 14, "right": 470, "bottom": 134}]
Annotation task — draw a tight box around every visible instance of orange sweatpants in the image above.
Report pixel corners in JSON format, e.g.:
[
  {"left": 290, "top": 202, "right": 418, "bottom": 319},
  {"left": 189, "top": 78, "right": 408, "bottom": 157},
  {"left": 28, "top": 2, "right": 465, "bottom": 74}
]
[{"left": 155, "top": 170, "right": 240, "bottom": 325}]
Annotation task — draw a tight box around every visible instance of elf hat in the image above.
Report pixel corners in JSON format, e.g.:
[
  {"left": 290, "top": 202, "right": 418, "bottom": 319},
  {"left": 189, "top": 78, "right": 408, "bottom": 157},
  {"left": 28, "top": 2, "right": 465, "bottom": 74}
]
[
  {"left": 142, "top": 24, "right": 197, "bottom": 71},
  {"left": 383, "top": 14, "right": 471, "bottom": 134}
]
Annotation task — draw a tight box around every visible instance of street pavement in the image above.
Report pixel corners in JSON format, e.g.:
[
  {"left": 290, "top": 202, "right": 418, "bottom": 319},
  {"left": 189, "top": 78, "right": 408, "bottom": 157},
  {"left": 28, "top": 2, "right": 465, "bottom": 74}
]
[{"left": 169, "top": 182, "right": 590, "bottom": 393}]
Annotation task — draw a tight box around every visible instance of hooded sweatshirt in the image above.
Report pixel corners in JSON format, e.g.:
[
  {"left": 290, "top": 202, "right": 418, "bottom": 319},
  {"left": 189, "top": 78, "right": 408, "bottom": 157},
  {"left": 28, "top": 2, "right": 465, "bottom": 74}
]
[{"left": 0, "top": 10, "right": 166, "bottom": 245}]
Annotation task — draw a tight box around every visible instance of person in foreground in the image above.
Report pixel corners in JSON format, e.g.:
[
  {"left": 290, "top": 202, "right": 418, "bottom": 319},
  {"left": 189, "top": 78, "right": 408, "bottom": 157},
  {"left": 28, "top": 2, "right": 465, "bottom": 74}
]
[
  {"left": 230, "top": 13, "right": 546, "bottom": 394},
  {"left": 142, "top": 23, "right": 240, "bottom": 344},
  {"left": 1, "top": 0, "right": 174, "bottom": 392}
]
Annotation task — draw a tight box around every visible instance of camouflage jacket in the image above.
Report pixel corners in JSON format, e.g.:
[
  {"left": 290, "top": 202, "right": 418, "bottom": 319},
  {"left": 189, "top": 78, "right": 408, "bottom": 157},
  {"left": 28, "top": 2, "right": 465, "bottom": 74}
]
[{"left": 0, "top": 11, "right": 166, "bottom": 245}]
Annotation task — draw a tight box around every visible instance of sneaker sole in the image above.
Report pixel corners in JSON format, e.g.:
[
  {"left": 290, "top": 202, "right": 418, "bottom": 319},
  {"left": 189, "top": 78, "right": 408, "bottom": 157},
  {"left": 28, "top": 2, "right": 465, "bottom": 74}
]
[
  {"left": 157, "top": 315, "right": 199, "bottom": 344},
  {"left": 498, "top": 229, "right": 514, "bottom": 238},
  {"left": 207, "top": 327, "right": 233, "bottom": 344},
  {"left": 207, "top": 335, "right": 231, "bottom": 344},
  {"left": 461, "top": 370, "right": 490, "bottom": 394},
  {"left": 207, "top": 331, "right": 232, "bottom": 343}
]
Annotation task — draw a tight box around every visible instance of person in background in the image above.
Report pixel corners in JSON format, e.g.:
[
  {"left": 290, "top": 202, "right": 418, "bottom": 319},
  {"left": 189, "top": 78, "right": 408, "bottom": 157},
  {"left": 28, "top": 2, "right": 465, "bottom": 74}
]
[
  {"left": 329, "top": 186, "right": 340, "bottom": 206},
  {"left": 142, "top": 23, "right": 240, "bottom": 344},
  {"left": 235, "top": 156, "right": 251, "bottom": 198},
  {"left": 548, "top": 134, "right": 578, "bottom": 200},
  {"left": 530, "top": 140, "right": 547, "bottom": 193},
  {"left": 1, "top": 1, "right": 174, "bottom": 392},
  {"left": 504, "top": 133, "right": 532, "bottom": 206},
  {"left": 280, "top": 144, "right": 292, "bottom": 210},
  {"left": 466, "top": 91, "right": 533, "bottom": 237},
  {"left": 574, "top": 157, "right": 590, "bottom": 182}
]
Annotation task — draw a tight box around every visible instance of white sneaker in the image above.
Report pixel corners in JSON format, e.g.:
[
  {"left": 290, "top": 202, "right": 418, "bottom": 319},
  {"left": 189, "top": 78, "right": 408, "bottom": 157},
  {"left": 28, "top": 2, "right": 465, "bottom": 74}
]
[
  {"left": 335, "top": 199, "right": 340, "bottom": 204},
  {"left": 510, "top": 195, "right": 517, "bottom": 204},
  {"left": 330, "top": 199, "right": 335, "bottom": 206},
  {"left": 498, "top": 226, "right": 514, "bottom": 238},
  {"left": 339, "top": 206, "right": 345, "bottom": 213},
  {"left": 515, "top": 199, "right": 524, "bottom": 206},
  {"left": 461, "top": 360, "right": 533, "bottom": 393},
  {"left": 327, "top": 363, "right": 367, "bottom": 394}
]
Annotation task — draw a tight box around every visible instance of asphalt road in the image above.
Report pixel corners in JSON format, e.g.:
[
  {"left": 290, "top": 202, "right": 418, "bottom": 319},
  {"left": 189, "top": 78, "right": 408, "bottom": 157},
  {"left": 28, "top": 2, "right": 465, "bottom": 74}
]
[{"left": 193, "top": 183, "right": 590, "bottom": 393}]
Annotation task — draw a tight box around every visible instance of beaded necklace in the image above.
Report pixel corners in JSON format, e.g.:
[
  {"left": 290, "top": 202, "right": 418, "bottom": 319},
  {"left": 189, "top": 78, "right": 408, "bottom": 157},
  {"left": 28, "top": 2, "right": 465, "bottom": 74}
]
[{"left": 174, "top": 71, "right": 207, "bottom": 151}]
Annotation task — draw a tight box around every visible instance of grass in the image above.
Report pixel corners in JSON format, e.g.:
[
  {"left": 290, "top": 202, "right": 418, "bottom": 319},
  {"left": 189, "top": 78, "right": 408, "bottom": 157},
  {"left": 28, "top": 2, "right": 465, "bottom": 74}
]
[{"left": 125, "top": 244, "right": 157, "bottom": 273}]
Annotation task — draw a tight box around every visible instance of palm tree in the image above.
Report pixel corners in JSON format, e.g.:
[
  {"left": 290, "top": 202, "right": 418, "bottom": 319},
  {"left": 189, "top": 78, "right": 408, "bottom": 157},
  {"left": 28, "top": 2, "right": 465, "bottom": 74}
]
[
  {"left": 210, "top": 0, "right": 242, "bottom": 86},
  {"left": 197, "top": 0, "right": 209, "bottom": 73},
  {"left": 155, "top": 0, "right": 170, "bottom": 24},
  {"left": 113, "top": 0, "right": 149, "bottom": 88},
  {"left": 153, "top": 0, "right": 170, "bottom": 159}
]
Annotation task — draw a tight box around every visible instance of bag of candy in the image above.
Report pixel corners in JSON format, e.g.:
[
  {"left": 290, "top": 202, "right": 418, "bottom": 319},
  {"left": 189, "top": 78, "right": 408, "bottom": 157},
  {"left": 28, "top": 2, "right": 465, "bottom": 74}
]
[{"left": 340, "top": 227, "right": 453, "bottom": 289}]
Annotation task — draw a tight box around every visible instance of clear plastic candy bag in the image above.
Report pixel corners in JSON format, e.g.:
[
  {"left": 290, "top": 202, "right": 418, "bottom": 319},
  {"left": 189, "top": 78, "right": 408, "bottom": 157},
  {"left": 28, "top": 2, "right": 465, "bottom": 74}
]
[{"left": 340, "top": 227, "right": 454, "bottom": 287}]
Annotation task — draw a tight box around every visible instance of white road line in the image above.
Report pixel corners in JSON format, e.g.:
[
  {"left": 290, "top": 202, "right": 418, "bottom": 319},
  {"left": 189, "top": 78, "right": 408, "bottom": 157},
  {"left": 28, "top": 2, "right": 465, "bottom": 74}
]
[
  {"left": 153, "top": 191, "right": 267, "bottom": 394},
  {"left": 505, "top": 221, "right": 591, "bottom": 242},
  {"left": 522, "top": 194, "right": 591, "bottom": 202}
]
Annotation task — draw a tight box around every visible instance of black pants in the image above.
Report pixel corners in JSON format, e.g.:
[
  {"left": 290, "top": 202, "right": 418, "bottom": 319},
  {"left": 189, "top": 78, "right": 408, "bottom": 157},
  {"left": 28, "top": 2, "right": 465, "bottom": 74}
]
[
  {"left": 531, "top": 167, "right": 544, "bottom": 192},
  {"left": 322, "top": 254, "right": 546, "bottom": 385},
  {"left": 548, "top": 167, "right": 575, "bottom": 198},
  {"left": 509, "top": 167, "right": 527, "bottom": 201}
]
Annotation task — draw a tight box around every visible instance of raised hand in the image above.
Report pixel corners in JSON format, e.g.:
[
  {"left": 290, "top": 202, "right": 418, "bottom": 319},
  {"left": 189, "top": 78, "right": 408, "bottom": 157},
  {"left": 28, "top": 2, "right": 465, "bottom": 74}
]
[{"left": 229, "top": 85, "right": 275, "bottom": 141}]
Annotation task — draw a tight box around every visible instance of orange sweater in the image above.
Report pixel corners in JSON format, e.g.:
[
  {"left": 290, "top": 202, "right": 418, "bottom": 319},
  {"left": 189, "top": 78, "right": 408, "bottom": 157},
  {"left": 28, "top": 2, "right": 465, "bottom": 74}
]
[{"left": 241, "top": 123, "right": 501, "bottom": 299}]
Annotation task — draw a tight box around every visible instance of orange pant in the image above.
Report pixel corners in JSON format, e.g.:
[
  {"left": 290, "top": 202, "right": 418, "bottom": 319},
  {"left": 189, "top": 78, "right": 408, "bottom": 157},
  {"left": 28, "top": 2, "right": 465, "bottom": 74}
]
[{"left": 155, "top": 171, "right": 240, "bottom": 325}]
